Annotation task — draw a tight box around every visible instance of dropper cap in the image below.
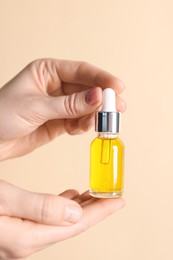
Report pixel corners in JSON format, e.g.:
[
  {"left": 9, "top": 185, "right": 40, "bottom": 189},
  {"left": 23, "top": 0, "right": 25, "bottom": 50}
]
[{"left": 95, "top": 88, "right": 120, "bottom": 133}]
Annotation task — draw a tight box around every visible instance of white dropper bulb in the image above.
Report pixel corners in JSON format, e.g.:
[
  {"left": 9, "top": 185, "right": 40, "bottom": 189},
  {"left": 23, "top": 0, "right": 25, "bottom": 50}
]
[{"left": 101, "top": 88, "right": 116, "bottom": 112}]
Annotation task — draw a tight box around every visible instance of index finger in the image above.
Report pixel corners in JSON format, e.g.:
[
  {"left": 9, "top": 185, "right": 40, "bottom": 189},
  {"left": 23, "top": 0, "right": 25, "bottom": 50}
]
[{"left": 56, "top": 60, "right": 125, "bottom": 94}]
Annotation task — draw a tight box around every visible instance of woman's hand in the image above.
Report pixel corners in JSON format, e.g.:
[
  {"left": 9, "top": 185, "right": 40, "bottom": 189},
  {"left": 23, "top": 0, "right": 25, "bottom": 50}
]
[
  {"left": 0, "top": 180, "right": 125, "bottom": 259},
  {"left": 0, "top": 59, "right": 126, "bottom": 160}
]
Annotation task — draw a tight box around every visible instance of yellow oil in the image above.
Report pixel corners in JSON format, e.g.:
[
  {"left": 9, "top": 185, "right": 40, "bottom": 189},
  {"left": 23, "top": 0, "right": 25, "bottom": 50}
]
[{"left": 89, "top": 136, "right": 124, "bottom": 198}]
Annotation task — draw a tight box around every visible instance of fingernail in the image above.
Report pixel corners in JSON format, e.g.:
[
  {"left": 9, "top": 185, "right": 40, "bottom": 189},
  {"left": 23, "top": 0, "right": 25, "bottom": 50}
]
[
  {"left": 85, "top": 88, "right": 100, "bottom": 105},
  {"left": 64, "top": 205, "right": 82, "bottom": 223}
]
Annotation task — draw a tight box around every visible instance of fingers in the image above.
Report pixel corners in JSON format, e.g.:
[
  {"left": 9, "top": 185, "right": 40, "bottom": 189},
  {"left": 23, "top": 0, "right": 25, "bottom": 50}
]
[
  {"left": 43, "top": 87, "right": 126, "bottom": 122},
  {"left": 74, "top": 191, "right": 99, "bottom": 207},
  {"left": 64, "top": 95, "right": 126, "bottom": 135},
  {"left": 30, "top": 59, "right": 126, "bottom": 121},
  {"left": 65, "top": 113, "right": 95, "bottom": 135},
  {"left": 59, "top": 189, "right": 80, "bottom": 199},
  {"left": 44, "top": 87, "right": 102, "bottom": 119},
  {"left": 80, "top": 198, "right": 125, "bottom": 229},
  {"left": 57, "top": 60, "right": 125, "bottom": 94},
  {"left": 56, "top": 83, "right": 127, "bottom": 112},
  {"left": 0, "top": 181, "right": 82, "bottom": 225},
  {"left": 31, "top": 59, "right": 125, "bottom": 95},
  {"left": 27, "top": 197, "right": 125, "bottom": 248},
  {"left": 1, "top": 190, "right": 125, "bottom": 256},
  {"left": 74, "top": 190, "right": 91, "bottom": 204}
]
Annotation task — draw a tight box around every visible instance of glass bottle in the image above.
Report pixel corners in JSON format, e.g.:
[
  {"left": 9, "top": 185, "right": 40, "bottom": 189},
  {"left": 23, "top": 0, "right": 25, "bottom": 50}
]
[{"left": 89, "top": 88, "right": 124, "bottom": 198}]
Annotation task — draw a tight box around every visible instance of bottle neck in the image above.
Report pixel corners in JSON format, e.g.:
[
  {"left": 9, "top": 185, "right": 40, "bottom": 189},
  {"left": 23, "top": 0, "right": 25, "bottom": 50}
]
[{"left": 97, "top": 132, "right": 119, "bottom": 139}]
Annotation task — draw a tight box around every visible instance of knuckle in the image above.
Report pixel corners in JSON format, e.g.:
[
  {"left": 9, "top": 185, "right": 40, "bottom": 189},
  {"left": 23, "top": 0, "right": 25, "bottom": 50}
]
[
  {"left": 27, "top": 59, "right": 43, "bottom": 75},
  {"left": 77, "top": 61, "right": 88, "bottom": 70},
  {"left": 64, "top": 93, "right": 78, "bottom": 117},
  {"left": 39, "top": 194, "right": 57, "bottom": 224},
  {"left": 65, "top": 119, "right": 80, "bottom": 135},
  {"left": 28, "top": 58, "right": 56, "bottom": 77},
  {"left": 28, "top": 58, "right": 45, "bottom": 69},
  {"left": 28, "top": 59, "right": 53, "bottom": 91},
  {"left": 75, "top": 61, "right": 89, "bottom": 80},
  {"left": 79, "top": 116, "right": 94, "bottom": 132},
  {"left": 28, "top": 59, "right": 45, "bottom": 77},
  {"left": 78, "top": 61, "right": 89, "bottom": 68}
]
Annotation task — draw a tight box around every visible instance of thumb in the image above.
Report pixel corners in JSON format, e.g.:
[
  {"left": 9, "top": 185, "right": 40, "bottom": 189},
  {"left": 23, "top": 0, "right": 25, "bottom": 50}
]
[
  {"left": 45, "top": 87, "right": 102, "bottom": 119},
  {"left": 0, "top": 181, "right": 82, "bottom": 225}
]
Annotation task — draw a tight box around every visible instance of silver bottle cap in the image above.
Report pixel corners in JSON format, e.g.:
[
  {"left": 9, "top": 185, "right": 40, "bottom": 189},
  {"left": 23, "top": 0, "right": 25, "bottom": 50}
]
[{"left": 95, "top": 111, "right": 120, "bottom": 133}]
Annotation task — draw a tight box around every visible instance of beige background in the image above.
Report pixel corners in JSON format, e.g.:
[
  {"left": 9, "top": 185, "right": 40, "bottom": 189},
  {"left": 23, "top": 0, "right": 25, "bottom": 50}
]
[{"left": 0, "top": 0, "right": 173, "bottom": 259}]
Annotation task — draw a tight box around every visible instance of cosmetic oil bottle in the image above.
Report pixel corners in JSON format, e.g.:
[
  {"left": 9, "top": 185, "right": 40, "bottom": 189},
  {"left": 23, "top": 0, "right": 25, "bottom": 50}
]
[{"left": 89, "top": 88, "right": 124, "bottom": 198}]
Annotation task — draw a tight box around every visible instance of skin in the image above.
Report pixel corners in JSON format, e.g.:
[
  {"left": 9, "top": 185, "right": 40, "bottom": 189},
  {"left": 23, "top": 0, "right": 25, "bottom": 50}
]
[{"left": 0, "top": 59, "right": 126, "bottom": 259}]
